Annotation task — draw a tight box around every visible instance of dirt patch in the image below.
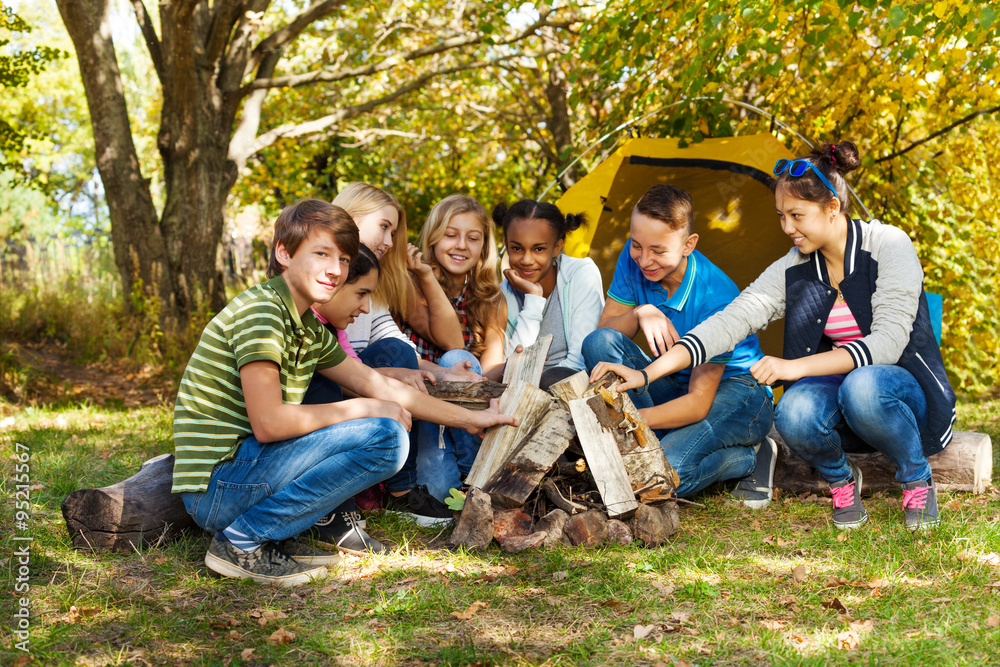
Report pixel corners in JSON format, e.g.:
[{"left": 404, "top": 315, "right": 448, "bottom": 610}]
[{"left": 1, "top": 342, "right": 176, "bottom": 407}]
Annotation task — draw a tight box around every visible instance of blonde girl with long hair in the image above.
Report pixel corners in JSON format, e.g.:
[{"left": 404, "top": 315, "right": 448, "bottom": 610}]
[{"left": 396, "top": 194, "right": 507, "bottom": 504}]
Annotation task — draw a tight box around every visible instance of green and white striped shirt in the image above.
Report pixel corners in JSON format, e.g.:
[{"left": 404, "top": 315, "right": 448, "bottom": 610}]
[{"left": 171, "top": 276, "right": 346, "bottom": 493}]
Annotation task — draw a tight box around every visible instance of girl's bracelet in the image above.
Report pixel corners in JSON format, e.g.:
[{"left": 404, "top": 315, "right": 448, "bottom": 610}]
[{"left": 635, "top": 369, "right": 649, "bottom": 395}]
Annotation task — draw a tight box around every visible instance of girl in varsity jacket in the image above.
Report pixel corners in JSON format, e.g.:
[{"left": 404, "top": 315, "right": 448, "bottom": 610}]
[{"left": 592, "top": 140, "right": 955, "bottom": 531}]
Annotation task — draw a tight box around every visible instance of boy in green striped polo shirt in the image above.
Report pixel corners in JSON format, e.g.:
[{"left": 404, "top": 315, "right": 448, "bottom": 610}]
[{"left": 173, "top": 198, "right": 516, "bottom": 586}]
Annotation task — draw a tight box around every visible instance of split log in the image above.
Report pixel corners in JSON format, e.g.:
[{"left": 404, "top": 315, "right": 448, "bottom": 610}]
[
  {"left": 447, "top": 487, "right": 494, "bottom": 551},
  {"left": 465, "top": 380, "right": 554, "bottom": 488},
  {"left": 564, "top": 509, "right": 609, "bottom": 547},
  {"left": 424, "top": 380, "right": 506, "bottom": 410},
  {"left": 569, "top": 397, "right": 639, "bottom": 518},
  {"left": 500, "top": 532, "right": 546, "bottom": 553},
  {"left": 534, "top": 509, "right": 570, "bottom": 547},
  {"left": 484, "top": 409, "right": 575, "bottom": 508},
  {"left": 548, "top": 370, "right": 589, "bottom": 410},
  {"left": 773, "top": 430, "right": 993, "bottom": 495},
  {"left": 61, "top": 454, "right": 196, "bottom": 552},
  {"left": 493, "top": 508, "right": 534, "bottom": 543},
  {"left": 555, "top": 458, "right": 587, "bottom": 478},
  {"left": 607, "top": 519, "right": 634, "bottom": 546},
  {"left": 585, "top": 372, "right": 680, "bottom": 497},
  {"left": 503, "top": 334, "right": 553, "bottom": 386}
]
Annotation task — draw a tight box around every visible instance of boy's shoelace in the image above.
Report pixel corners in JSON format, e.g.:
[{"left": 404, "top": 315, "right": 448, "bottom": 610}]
[
  {"left": 830, "top": 481, "right": 857, "bottom": 508},
  {"left": 902, "top": 485, "right": 929, "bottom": 509}
]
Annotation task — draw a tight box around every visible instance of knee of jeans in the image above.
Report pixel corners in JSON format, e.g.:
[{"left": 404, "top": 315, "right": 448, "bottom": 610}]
[
  {"left": 582, "top": 327, "right": 621, "bottom": 368},
  {"left": 369, "top": 418, "right": 410, "bottom": 474},
  {"left": 774, "top": 394, "right": 823, "bottom": 443},
  {"left": 364, "top": 338, "right": 420, "bottom": 370},
  {"left": 837, "top": 368, "right": 886, "bottom": 414},
  {"left": 439, "top": 349, "right": 481, "bottom": 374}
]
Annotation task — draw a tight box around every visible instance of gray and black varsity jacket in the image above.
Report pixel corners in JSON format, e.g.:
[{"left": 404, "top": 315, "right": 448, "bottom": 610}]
[{"left": 677, "top": 217, "right": 956, "bottom": 456}]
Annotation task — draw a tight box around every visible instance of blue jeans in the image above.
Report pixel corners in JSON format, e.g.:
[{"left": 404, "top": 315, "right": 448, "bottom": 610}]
[
  {"left": 181, "top": 419, "right": 407, "bottom": 543},
  {"left": 304, "top": 337, "right": 421, "bottom": 512},
  {"left": 391, "top": 349, "right": 483, "bottom": 500},
  {"left": 583, "top": 327, "right": 774, "bottom": 498},
  {"left": 775, "top": 365, "right": 930, "bottom": 484}
]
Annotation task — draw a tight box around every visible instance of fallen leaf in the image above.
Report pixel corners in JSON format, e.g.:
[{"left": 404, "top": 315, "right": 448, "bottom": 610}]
[
  {"left": 698, "top": 646, "right": 712, "bottom": 655},
  {"left": 944, "top": 499, "right": 961, "bottom": 511},
  {"left": 761, "top": 619, "right": 786, "bottom": 630},
  {"left": 779, "top": 595, "right": 801, "bottom": 611},
  {"left": 599, "top": 598, "right": 622, "bottom": 608},
  {"left": 986, "top": 615, "right": 999, "bottom": 628},
  {"left": 651, "top": 580, "right": 675, "bottom": 596},
  {"left": 552, "top": 570, "right": 569, "bottom": 581},
  {"left": 862, "top": 579, "right": 890, "bottom": 590},
  {"left": 850, "top": 619, "right": 874, "bottom": 633},
  {"left": 66, "top": 606, "right": 99, "bottom": 623},
  {"left": 835, "top": 628, "right": 860, "bottom": 650},
  {"left": 822, "top": 598, "right": 848, "bottom": 613},
  {"left": 267, "top": 627, "right": 295, "bottom": 645},
  {"left": 792, "top": 564, "right": 807, "bottom": 583},
  {"left": 837, "top": 532, "right": 847, "bottom": 542},
  {"left": 763, "top": 534, "right": 791, "bottom": 547},
  {"left": 451, "top": 601, "right": 489, "bottom": 620},
  {"left": 634, "top": 624, "right": 657, "bottom": 639},
  {"left": 670, "top": 611, "right": 692, "bottom": 623},
  {"left": 824, "top": 576, "right": 850, "bottom": 588}
]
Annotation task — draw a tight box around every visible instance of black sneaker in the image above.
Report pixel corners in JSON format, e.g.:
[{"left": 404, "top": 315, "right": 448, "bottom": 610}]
[
  {"left": 204, "top": 534, "right": 327, "bottom": 587},
  {"left": 902, "top": 477, "right": 940, "bottom": 530},
  {"left": 388, "top": 485, "right": 455, "bottom": 527},
  {"left": 731, "top": 437, "right": 777, "bottom": 509},
  {"left": 305, "top": 511, "right": 387, "bottom": 556},
  {"left": 279, "top": 538, "right": 342, "bottom": 566},
  {"left": 830, "top": 461, "right": 868, "bottom": 530}
]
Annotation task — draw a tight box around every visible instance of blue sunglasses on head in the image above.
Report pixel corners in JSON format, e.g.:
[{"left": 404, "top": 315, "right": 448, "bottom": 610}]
[{"left": 773, "top": 159, "right": 838, "bottom": 199}]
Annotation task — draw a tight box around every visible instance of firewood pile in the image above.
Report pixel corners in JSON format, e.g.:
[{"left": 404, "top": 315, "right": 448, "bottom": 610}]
[{"left": 433, "top": 336, "right": 682, "bottom": 553}]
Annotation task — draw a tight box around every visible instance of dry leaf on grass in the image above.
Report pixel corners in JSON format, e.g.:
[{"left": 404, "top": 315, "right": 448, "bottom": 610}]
[
  {"left": 267, "top": 627, "right": 295, "bottom": 645},
  {"left": 944, "top": 499, "right": 961, "bottom": 511},
  {"left": 634, "top": 624, "right": 658, "bottom": 639},
  {"left": 240, "top": 648, "right": 254, "bottom": 661},
  {"left": 986, "top": 615, "right": 1000, "bottom": 628},
  {"left": 12, "top": 655, "right": 32, "bottom": 667},
  {"left": 651, "top": 580, "right": 676, "bottom": 596},
  {"left": 837, "top": 532, "right": 847, "bottom": 542},
  {"left": 956, "top": 550, "right": 1000, "bottom": 567},
  {"left": 552, "top": 570, "right": 569, "bottom": 581},
  {"left": 792, "top": 564, "right": 807, "bottom": 582},
  {"left": 822, "top": 598, "right": 848, "bottom": 613},
  {"left": 670, "top": 610, "right": 692, "bottom": 623},
  {"left": 836, "top": 628, "right": 860, "bottom": 650},
  {"left": 451, "top": 601, "right": 489, "bottom": 620},
  {"left": 764, "top": 535, "right": 792, "bottom": 547},
  {"left": 779, "top": 595, "right": 801, "bottom": 611},
  {"left": 761, "top": 619, "right": 786, "bottom": 630},
  {"left": 66, "top": 606, "right": 100, "bottom": 623},
  {"left": 824, "top": 576, "right": 851, "bottom": 588}
]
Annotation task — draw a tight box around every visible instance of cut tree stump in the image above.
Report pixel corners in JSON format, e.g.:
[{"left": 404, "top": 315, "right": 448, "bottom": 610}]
[
  {"left": 465, "top": 380, "right": 554, "bottom": 489},
  {"left": 484, "top": 409, "right": 575, "bottom": 508},
  {"left": 61, "top": 454, "right": 196, "bottom": 552},
  {"left": 503, "top": 334, "right": 553, "bottom": 386},
  {"left": 569, "top": 396, "right": 639, "bottom": 518},
  {"left": 424, "top": 380, "right": 506, "bottom": 409},
  {"left": 773, "top": 429, "right": 993, "bottom": 495}
]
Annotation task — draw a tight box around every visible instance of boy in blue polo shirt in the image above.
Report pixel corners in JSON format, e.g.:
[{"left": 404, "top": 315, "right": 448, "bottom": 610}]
[{"left": 582, "top": 184, "right": 776, "bottom": 506}]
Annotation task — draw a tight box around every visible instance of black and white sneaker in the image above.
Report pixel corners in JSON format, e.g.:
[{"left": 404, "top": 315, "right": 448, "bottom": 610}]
[
  {"left": 731, "top": 437, "right": 777, "bottom": 509},
  {"left": 305, "top": 511, "right": 387, "bottom": 556},
  {"left": 388, "top": 485, "right": 455, "bottom": 527},
  {"left": 204, "top": 534, "right": 327, "bottom": 587}
]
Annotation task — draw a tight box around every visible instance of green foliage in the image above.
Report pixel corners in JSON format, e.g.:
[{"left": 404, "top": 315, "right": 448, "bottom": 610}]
[
  {"left": 444, "top": 487, "right": 466, "bottom": 511},
  {"left": 0, "top": 4, "right": 66, "bottom": 155}
]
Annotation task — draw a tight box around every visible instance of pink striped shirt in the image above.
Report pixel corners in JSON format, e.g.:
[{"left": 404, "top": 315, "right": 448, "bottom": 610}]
[{"left": 825, "top": 301, "right": 863, "bottom": 347}]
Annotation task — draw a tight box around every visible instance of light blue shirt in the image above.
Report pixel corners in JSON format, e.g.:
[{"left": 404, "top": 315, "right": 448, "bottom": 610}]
[{"left": 607, "top": 246, "right": 765, "bottom": 386}]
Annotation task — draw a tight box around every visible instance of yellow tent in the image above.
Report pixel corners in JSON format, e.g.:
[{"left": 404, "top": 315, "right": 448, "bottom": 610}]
[{"left": 557, "top": 133, "right": 795, "bottom": 357}]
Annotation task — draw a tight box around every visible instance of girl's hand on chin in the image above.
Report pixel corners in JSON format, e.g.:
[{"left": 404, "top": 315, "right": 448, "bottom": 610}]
[{"left": 503, "top": 268, "right": 543, "bottom": 296}]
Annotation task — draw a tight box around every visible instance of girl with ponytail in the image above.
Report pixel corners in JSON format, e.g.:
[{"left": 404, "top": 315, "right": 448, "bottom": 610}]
[
  {"left": 592, "top": 140, "right": 956, "bottom": 532},
  {"left": 496, "top": 199, "right": 605, "bottom": 389}
]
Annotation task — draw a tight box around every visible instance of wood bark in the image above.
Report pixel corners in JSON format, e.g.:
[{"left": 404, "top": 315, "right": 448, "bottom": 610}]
[
  {"left": 61, "top": 454, "right": 196, "bottom": 552},
  {"left": 424, "top": 380, "right": 507, "bottom": 410},
  {"left": 568, "top": 397, "right": 639, "bottom": 518},
  {"left": 447, "top": 487, "right": 494, "bottom": 551},
  {"left": 773, "top": 430, "right": 993, "bottom": 495},
  {"left": 465, "top": 380, "right": 554, "bottom": 488},
  {"left": 484, "top": 409, "right": 575, "bottom": 508},
  {"left": 503, "top": 334, "right": 553, "bottom": 386}
]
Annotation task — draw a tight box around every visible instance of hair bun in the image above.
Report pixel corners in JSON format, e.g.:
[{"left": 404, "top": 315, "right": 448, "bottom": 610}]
[
  {"left": 491, "top": 202, "right": 509, "bottom": 226},
  {"left": 814, "top": 140, "right": 861, "bottom": 174},
  {"left": 564, "top": 212, "right": 588, "bottom": 232}
]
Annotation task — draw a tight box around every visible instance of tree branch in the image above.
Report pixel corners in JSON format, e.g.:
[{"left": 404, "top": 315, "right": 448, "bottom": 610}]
[
  {"left": 243, "top": 0, "right": 345, "bottom": 79},
  {"left": 875, "top": 105, "right": 1000, "bottom": 163},
  {"left": 129, "top": 0, "right": 163, "bottom": 83},
  {"left": 242, "top": 6, "right": 572, "bottom": 94},
  {"left": 231, "top": 61, "right": 495, "bottom": 164}
]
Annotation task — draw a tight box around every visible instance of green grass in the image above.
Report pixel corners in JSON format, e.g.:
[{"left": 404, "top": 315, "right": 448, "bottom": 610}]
[{"left": 1, "top": 399, "right": 998, "bottom": 666}]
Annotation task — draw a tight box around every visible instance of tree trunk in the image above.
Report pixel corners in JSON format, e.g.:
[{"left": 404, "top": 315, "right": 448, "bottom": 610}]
[{"left": 57, "top": 0, "right": 176, "bottom": 317}]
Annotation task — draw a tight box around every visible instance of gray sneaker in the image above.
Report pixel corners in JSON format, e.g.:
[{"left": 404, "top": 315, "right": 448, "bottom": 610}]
[
  {"left": 902, "top": 478, "right": 940, "bottom": 530},
  {"left": 279, "top": 538, "right": 342, "bottom": 566},
  {"left": 830, "top": 461, "right": 867, "bottom": 530},
  {"left": 205, "top": 534, "right": 328, "bottom": 587},
  {"left": 304, "top": 511, "right": 388, "bottom": 556},
  {"left": 731, "top": 437, "right": 777, "bottom": 509}
]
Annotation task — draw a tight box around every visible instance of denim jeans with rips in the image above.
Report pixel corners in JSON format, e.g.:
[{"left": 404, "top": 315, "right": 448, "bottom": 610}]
[
  {"left": 774, "top": 365, "right": 930, "bottom": 484},
  {"left": 181, "top": 418, "right": 408, "bottom": 543},
  {"left": 582, "top": 327, "right": 774, "bottom": 498}
]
